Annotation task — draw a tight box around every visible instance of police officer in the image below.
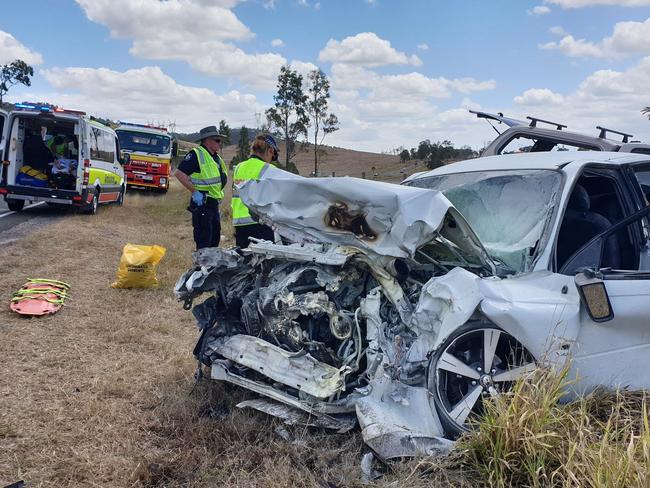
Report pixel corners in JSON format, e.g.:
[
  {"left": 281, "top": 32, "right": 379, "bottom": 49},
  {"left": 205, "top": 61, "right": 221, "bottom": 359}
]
[
  {"left": 174, "top": 126, "right": 228, "bottom": 250},
  {"left": 231, "top": 134, "right": 278, "bottom": 248}
]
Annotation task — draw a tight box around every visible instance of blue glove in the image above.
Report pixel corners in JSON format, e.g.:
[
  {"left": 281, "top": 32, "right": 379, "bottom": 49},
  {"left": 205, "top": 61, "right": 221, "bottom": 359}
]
[{"left": 191, "top": 190, "right": 204, "bottom": 206}]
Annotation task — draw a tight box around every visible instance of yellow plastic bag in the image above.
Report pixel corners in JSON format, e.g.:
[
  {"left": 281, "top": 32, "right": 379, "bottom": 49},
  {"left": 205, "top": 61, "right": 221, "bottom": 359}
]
[{"left": 111, "top": 244, "right": 166, "bottom": 289}]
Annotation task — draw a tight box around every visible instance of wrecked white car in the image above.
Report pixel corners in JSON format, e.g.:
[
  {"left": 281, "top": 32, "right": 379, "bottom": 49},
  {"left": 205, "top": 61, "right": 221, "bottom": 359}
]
[{"left": 175, "top": 151, "right": 650, "bottom": 460}]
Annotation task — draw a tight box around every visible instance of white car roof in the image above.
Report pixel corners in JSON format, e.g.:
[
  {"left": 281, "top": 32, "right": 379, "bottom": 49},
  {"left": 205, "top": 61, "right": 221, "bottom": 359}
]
[{"left": 405, "top": 151, "right": 650, "bottom": 181}]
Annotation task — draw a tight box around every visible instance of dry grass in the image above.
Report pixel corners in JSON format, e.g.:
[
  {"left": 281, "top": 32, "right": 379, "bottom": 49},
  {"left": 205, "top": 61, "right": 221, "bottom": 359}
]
[{"left": 419, "top": 368, "right": 650, "bottom": 488}]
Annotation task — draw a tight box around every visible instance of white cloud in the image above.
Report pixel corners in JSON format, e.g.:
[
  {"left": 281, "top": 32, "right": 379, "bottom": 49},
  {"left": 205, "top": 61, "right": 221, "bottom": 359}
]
[
  {"left": 290, "top": 60, "right": 319, "bottom": 78},
  {"left": 271, "top": 39, "right": 284, "bottom": 47},
  {"left": 417, "top": 43, "right": 429, "bottom": 51},
  {"left": 323, "top": 63, "right": 496, "bottom": 151},
  {"left": 528, "top": 5, "right": 551, "bottom": 15},
  {"left": 514, "top": 88, "right": 564, "bottom": 105},
  {"left": 511, "top": 56, "right": 650, "bottom": 141},
  {"left": 545, "top": 0, "right": 650, "bottom": 7},
  {"left": 319, "top": 32, "right": 421, "bottom": 67},
  {"left": 541, "top": 18, "right": 650, "bottom": 59},
  {"left": 31, "top": 66, "right": 261, "bottom": 131},
  {"left": 365, "top": 0, "right": 377, "bottom": 4},
  {"left": 0, "top": 30, "right": 43, "bottom": 66},
  {"left": 549, "top": 25, "right": 567, "bottom": 36},
  {"left": 75, "top": 0, "right": 289, "bottom": 89}
]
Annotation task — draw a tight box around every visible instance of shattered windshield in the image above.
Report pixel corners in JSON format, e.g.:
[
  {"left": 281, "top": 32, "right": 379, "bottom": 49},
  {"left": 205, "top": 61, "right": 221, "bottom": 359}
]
[{"left": 407, "top": 169, "right": 562, "bottom": 272}]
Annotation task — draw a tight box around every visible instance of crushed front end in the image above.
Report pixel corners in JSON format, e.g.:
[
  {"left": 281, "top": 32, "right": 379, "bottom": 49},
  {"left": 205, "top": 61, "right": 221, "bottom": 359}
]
[{"left": 174, "top": 169, "right": 498, "bottom": 458}]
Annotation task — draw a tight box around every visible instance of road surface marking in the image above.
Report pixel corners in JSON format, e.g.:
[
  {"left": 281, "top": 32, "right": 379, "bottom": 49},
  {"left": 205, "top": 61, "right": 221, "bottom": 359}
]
[{"left": 0, "top": 201, "right": 45, "bottom": 219}]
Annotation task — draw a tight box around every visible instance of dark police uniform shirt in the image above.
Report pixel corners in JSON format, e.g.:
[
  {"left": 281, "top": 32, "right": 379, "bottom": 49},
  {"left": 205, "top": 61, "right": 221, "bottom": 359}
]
[{"left": 177, "top": 144, "right": 228, "bottom": 191}]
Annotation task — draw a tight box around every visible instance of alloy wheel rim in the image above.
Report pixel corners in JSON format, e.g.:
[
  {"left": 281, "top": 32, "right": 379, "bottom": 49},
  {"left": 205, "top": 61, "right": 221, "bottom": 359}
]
[{"left": 432, "top": 327, "right": 535, "bottom": 430}]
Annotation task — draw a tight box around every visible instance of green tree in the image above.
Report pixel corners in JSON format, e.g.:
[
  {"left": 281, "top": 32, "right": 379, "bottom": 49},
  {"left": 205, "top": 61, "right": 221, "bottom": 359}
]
[
  {"left": 0, "top": 60, "right": 34, "bottom": 104},
  {"left": 230, "top": 125, "right": 250, "bottom": 168},
  {"left": 399, "top": 149, "right": 410, "bottom": 163},
  {"left": 643, "top": 106, "right": 650, "bottom": 119},
  {"left": 307, "top": 69, "right": 339, "bottom": 176},
  {"left": 218, "top": 120, "right": 231, "bottom": 145},
  {"left": 266, "top": 66, "right": 309, "bottom": 172}
]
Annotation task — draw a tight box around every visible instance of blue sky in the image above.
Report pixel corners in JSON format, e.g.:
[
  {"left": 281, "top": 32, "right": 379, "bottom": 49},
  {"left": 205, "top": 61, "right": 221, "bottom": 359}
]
[{"left": 2, "top": 0, "right": 650, "bottom": 152}]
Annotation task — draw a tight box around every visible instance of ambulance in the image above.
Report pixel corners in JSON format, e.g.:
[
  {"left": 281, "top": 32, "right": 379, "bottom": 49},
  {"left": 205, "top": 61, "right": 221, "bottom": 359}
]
[
  {"left": 0, "top": 102, "right": 126, "bottom": 214},
  {"left": 116, "top": 122, "right": 176, "bottom": 193}
]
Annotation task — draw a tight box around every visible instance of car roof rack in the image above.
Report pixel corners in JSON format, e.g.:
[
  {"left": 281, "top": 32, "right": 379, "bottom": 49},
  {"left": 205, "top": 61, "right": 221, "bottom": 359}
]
[
  {"left": 526, "top": 116, "right": 567, "bottom": 130},
  {"left": 596, "top": 126, "right": 633, "bottom": 143}
]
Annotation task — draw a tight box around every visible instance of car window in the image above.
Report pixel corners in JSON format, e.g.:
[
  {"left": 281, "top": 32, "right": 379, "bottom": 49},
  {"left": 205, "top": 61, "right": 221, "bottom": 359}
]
[
  {"left": 560, "top": 206, "right": 650, "bottom": 275},
  {"left": 633, "top": 167, "right": 650, "bottom": 204},
  {"left": 90, "top": 127, "right": 115, "bottom": 163},
  {"left": 407, "top": 169, "right": 562, "bottom": 273},
  {"left": 499, "top": 134, "right": 601, "bottom": 155},
  {"left": 557, "top": 171, "right": 638, "bottom": 274}
]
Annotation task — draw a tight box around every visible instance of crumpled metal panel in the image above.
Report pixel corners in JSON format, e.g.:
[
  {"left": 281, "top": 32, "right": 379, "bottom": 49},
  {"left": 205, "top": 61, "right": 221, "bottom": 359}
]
[
  {"left": 237, "top": 399, "right": 357, "bottom": 432},
  {"left": 355, "top": 375, "right": 454, "bottom": 460},
  {"left": 238, "top": 166, "right": 454, "bottom": 260},
  {"left": 213, "top": 335, "right": 344, "bottom": 399}
]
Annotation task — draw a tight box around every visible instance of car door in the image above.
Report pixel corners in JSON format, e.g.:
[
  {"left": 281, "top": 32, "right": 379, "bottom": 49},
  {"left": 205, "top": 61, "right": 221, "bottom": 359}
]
[
  {"left": 562, "top": 204, "right": 650, "bottom": 393},
  {"left": 0, "top": 108, "right": 8, "bottom": 163}
]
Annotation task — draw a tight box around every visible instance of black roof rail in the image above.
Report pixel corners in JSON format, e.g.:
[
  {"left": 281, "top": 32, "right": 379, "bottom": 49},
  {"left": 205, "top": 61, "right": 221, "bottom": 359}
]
[
  {"left": 526, "top": 116, "right": 567, "bottom": 130},
  {"left": 596, "top": 126, "right": 634, "bottom": 143}
]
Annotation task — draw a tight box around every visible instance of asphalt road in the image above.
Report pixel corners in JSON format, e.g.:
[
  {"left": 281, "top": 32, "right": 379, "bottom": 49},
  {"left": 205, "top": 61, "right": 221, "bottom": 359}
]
[{"left": 0, "top": 200, "right": 65, "bottom": 234}]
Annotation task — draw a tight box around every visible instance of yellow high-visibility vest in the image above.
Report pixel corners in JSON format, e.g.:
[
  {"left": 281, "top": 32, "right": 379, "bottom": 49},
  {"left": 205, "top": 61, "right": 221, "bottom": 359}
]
[
  {"left": 189, "top": 146, "right": 227, "bottom": 200},
  {"left": 231, "top": 156, "right": 273, "bottom": 226}
]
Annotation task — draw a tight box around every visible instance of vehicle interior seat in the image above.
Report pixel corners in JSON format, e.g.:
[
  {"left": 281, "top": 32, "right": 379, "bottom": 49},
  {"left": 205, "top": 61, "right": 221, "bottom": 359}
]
[
  {"left": 23, "top": 131, "right": 54, "bottom": 173},
  {"left": 557, "top": 184, "right": 621, "bottom": 271}
]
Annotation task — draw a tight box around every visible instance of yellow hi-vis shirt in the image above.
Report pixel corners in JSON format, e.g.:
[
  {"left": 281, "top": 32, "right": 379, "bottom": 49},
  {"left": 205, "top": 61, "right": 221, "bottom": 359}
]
[
  {"left": 231, "top": 156, "right": 273, "bottom": 226},
  {"left": 189, "top": 146, "right": 228, "bottom": 200}
]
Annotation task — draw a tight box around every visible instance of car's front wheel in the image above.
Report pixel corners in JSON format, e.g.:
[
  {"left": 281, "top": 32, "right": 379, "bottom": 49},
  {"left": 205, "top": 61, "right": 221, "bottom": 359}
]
[{"left": 428, "top": 321, "right": 536, "bottom": 437}]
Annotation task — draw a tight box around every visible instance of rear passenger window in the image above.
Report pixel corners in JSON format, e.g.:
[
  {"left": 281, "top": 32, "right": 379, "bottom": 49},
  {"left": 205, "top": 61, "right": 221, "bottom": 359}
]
[
  {"left": 90, "top": 127, "right": 115, "bottom": 163},
  {"left": 102, "top": 131, "right": 115, "bottom": 163}
]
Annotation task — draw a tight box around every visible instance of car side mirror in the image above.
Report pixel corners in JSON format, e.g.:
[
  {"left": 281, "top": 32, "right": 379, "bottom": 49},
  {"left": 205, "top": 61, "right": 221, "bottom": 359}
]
[
  {"left": 172, "top": 141, "right": 178, "bottom": 158},
  {"left": 120, "top": 152, "right": 130, "bottom": 165},
  {"left": 575, "top": 271, "right": 614, "bottom": 322}
]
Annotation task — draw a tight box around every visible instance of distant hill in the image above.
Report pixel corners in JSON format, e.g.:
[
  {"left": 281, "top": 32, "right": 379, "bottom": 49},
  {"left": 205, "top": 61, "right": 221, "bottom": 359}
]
[
  {"left": 176, "top": 136, "right": 432, "bottom": 183},
  {"left": 220, "top": 141, "right": 426, "bottom": 183}
]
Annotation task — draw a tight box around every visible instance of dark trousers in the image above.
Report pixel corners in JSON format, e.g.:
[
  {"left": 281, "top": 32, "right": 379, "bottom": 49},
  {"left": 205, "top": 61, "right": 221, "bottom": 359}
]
[
  {"left": 235, "top": 223, "right": 274, "bottom": 248},
  {"left": 191, "top": 199, "right": 221, "bottom": 250}
]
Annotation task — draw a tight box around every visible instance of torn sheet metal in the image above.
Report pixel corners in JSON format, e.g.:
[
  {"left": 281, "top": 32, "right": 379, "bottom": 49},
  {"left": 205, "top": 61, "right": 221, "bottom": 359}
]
[
  {"left": 355, "top": 375, "right": 454, "bottom": 460},
  {"left": 237, "top": 398, "right": 357, "bottom": 432},
  {"left": 213, "top": 335, "right": 344, "bottom": 399}
]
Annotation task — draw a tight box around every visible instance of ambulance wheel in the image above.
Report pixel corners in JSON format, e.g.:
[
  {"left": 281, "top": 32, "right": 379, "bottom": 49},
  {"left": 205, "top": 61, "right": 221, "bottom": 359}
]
[
  {"left": 7, "top": 199, "right": 25, "bottom": 212},
  {"left": 85, "top": 192, "right": 99, "bottom": 215},
  {"left": 116, "top": 186, "right": 125, "bottom": 205}
]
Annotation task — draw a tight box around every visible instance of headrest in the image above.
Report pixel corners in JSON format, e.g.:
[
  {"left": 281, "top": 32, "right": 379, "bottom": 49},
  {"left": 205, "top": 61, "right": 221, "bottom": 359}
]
[{"left": 568, "top": 184, "right": 590, "bottom": 212}]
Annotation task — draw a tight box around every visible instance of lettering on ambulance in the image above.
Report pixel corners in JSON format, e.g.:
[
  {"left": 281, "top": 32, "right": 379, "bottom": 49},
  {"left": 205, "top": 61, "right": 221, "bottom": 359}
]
[{"left": 88, "top": 168, "right": 120, "bottom": 188}]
